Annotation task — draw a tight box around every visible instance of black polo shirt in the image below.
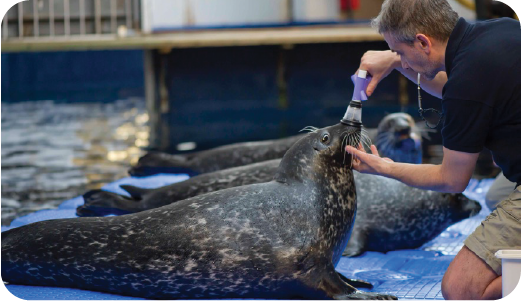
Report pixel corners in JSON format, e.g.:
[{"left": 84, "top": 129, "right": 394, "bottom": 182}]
[{"left": 442, "top": 17, "right": 521, "bottom": 186}]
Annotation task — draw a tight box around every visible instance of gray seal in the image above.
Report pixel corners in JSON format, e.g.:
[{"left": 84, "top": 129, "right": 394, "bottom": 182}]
[
  {"left": 79, "top": 162, "right": 481, "bottom": 257},
  {"left": 129, "top": 113, "right": 422, "bottom": 177},
  {"left": 128, "top": 134, "right": 306, "bottom": 177},
  {"left": 2, "top": 123, "right": 396, "bottom": 300}
]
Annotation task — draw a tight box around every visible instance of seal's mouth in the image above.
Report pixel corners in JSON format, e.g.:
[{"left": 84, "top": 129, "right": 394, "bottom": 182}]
[{"left": 341, "top": 127, "right": 370, "bottom": 166}]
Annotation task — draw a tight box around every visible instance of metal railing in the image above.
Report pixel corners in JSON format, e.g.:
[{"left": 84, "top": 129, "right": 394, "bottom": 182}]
[{"left": 2, "top": 0, "right": 141, "bottom": 40}]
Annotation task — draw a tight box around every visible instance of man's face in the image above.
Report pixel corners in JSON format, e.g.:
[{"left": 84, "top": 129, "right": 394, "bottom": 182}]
[{"left": 384, "top": 32, "right": 440, "bottom": 80}]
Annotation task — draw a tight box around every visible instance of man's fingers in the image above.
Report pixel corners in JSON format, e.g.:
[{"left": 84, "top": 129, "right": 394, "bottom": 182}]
[
  {"left": 345, "top": 146, "right": 368, "bottom": 160},
  {"left": 370, "top": 144, "right": 379, "bottom": 156},
  {"left": 366, "top": 76, "right": 380, "bottom": 96}
]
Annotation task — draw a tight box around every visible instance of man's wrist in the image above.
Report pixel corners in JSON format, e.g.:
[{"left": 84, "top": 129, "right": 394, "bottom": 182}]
[{"left": 377, "top": 160, "right": 394, "bottom": 178}]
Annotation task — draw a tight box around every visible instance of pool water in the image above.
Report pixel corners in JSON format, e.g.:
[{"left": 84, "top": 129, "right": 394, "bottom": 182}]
[{"left": 1, "top": 98, "right": 149, "bottom": 225}]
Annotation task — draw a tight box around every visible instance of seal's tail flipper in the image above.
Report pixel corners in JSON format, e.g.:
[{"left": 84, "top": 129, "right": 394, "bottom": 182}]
[
  {"left": 77, "top": 190, "right": 138, "bottom": 217},
  {"left": 128, "top": 152, "right": 199, "bottom": 177},
  {"left": 317, "top": 263, "right": 397, "bottom": 300},
  {"left": 119, "top": 185, "right": 153, "bottom": 200}
]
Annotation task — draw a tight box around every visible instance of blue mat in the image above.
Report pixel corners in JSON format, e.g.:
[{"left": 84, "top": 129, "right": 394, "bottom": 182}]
[{"left": 2, "top": 174, "right": 494, "bottom": 300}]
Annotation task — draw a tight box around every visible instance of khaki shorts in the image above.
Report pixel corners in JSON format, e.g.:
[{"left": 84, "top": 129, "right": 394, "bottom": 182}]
[{"left": 464, "top": 185, "right": 521, "bottom": 275}]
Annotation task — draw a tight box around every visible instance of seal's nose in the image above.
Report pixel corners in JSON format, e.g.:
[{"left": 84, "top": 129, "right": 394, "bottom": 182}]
[{"left": 394, "top": 118, "right": 412, "bottom": 135}]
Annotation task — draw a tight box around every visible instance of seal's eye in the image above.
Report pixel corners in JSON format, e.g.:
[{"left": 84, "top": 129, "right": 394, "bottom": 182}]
[{"left": 321, "top": 133, "right": 330, "bottom": 144}]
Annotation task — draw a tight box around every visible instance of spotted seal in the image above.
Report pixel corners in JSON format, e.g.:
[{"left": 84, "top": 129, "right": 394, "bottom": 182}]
[
  {"left": 79, "top": 158, "right": 481, "bottom": 258},
  {"left": 129, "top": 113, "right": 422, "bottom": 177},
  {"left": 2, "top": 123, "right": 397, "bottom": 300}
]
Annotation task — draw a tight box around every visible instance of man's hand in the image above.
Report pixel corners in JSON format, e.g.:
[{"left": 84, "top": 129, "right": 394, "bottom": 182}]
[
  {"left": 357, "top": 50, "right": 401, "bottom": 96},
  {"left": 345, "top": 144, "right": 394, "bottom": 175}
]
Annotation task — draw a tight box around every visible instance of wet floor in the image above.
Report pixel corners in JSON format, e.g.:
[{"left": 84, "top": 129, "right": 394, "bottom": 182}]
[{"left": 1, "top": 98, "right": 149, "bottom": 226}]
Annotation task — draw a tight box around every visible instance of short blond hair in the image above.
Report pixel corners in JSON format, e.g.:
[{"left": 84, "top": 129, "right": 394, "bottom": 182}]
[{"left": 372, "top": 0, "right": 459, "bottom": 44}]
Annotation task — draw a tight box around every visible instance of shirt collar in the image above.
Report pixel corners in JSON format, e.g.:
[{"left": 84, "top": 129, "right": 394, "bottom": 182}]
[{"left": 445, "top": 18, "right": 471, "bottom": 77}]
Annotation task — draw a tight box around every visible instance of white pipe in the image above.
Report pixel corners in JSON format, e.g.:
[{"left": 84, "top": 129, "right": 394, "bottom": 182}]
[
  {"left": 64, "top": 0, "right": 70, "bottom": 36},
  {"left": 18, "top": 1, "right": 23, "bottom": 38},
  {"left": 49, "top": 0, "right": 54, "bottom": 36},
  {"left": 33, "top": 0, "right": 39, "bottom": 37},
  {"left": 80, "top": 0, "right": 85, "bottom": 35}
]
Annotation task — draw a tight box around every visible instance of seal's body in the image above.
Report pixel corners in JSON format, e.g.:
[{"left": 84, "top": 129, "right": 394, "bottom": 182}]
[
  {"left": 129, "top": 134, "right": 305, "bottom": 177},
  {"left": 2, "top": 124, "right": 396, "bottom": 300},
  {"left": 342, "top": 172, "right": 482, "bottom": 256},
  {"left": 129, "top": 113, "right": 423, "bottom": 177},
  {"left": 79, "top": 160, "right": 481, "bottom": 257}
]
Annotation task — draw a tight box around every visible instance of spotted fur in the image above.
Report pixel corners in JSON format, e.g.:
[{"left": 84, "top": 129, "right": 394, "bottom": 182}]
[
  {"left": 2, "top": 123, "right": 396, "bottom": 300},
  {"left": 78, "top": 159, "right": 481, "bottom": 258}
]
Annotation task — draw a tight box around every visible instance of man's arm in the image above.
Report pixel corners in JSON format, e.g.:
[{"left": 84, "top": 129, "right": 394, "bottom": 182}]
[
  {"left": 359, "top": 50, "right": 447, "bottom": 99},
  {"left": 346, "top": 145, "right": 479, "bottom": 193}
]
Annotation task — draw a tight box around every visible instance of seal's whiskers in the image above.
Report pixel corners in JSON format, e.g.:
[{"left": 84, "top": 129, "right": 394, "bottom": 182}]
[{"left": 300, "top": 126, "right": 320, "bottom": 133}]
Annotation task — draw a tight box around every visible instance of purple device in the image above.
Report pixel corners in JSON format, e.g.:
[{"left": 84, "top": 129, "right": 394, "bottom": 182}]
[{"left": 341, "top": 70, "right": 372, "bottom": 127}]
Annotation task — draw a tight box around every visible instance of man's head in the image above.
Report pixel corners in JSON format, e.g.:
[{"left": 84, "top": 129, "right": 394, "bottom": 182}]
[{"left": 373, "top": 0, "right": 459, "bottom": 79}]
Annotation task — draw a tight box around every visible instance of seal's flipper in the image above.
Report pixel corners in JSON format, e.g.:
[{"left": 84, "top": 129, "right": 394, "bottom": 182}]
[
  {"left": 317, "top": 264, "right": 397, "bottom": 300},
  {"left": 77, "top": 190, "right": 138, "bottom": 217},
  {"left": 336, "top": 272, "right": 373, "bottom": 289},
  {"left": 342, "top": 229, "right": 368, "bottom": 257},
  {"left": 119, "top": 185, "right": 153, "bottom": 201}
]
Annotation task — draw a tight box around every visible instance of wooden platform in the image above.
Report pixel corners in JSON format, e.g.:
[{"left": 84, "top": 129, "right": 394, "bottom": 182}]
[{"left": 1, "top": 25, "right": 383, "bottom": 52}]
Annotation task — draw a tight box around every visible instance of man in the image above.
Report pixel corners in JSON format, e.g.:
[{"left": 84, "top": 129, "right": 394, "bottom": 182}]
[{"left": 345, "top": 0, "right": 521, "bottom": 299}]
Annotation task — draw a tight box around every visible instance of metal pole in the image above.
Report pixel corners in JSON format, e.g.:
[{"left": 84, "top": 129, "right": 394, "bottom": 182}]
[
  {"left": 110, "top": 0, "right": 117, "bottom": 34},
  {"left": 2, "top": 8, "right": 8, "bottom": 39},
  {"left": 64, "top": 0, "right": 70, "bottom": 35},
  {"left": 18, "top": 1, "right": 23, "bottom": 38},
  {"left": 33, "top": 0, "right": 39, "bottom": 37},
  {"left": 50, "top": 0, "right": 54, "bottom": 36},
  {"left": 133, "top": 0, "right": 140, "bottom": 30},
  {"left": 80, "top": 0, "right": 85, "bottom": 35},
  {"left": 95, "top": 0, "right": 101, "bottom": 34},
  {"left": 125, "top": 0, "right": 132, "bottom": 29}
]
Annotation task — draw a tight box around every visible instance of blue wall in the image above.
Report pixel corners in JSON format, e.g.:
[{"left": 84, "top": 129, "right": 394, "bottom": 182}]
[{"left": 1, "top": 50, "right": 145, "bottom": 102}]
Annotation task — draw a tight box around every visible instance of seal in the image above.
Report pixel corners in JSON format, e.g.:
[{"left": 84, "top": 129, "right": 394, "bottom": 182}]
[
  {"left": 79, "top": 159, "right": 481, "bottom": 257},
  {"left": 128, "top": 134, "right": 306, "bottom": 177},
  {"left": 79, "top": 160, "right": 282, "bottom": 217},
  {"left": 129, "top": 113, "right": 422, "bottom": 177},
  {"left": 368, "top": 112, "right": 423, "bottom": 164},
  {"left": 342, "top": 172, "right": 482, "bottom": 257},
  {"left": 2, "top": 123, "right": 397, "bottom": 300}
]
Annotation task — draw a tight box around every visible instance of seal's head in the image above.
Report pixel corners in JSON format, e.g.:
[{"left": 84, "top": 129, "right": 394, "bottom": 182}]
[
  {"left": 275, "top": 123, "right": 362, "bottom": 183},
  {"left": 446, "top": 193, "right": 482, "bottom": 221},
  {"left": 375, "top": 112, "right": 422, "bottom": 164}
]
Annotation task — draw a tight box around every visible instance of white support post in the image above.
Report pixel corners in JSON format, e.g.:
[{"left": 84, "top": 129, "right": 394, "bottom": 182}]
[
  {"left": 80, "top": 0, "right": 85, "bottom": 35},
  {"left": 64, "top": 0, "right": 70, "bottom": 36},
  {"left": 33, "top": 0, "right": 39, "bottom": 37},
  {"left": 49, "top": 0, "right": 54, "bottom": 36},
  {"left": 18, "top": 1, "right": 23, "bottom": 38}
]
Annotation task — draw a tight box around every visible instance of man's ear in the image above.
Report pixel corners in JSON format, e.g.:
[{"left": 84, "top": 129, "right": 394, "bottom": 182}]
[{"left": 416, "top": 34, "right": 431, "bottom": 54}]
